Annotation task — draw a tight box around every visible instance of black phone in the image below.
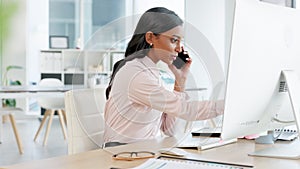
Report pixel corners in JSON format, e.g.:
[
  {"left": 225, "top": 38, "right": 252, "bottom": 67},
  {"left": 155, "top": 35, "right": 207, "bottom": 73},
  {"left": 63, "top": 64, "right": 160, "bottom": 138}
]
[{"left": 173, "top": 47, "right": 190, "bottom": 69}]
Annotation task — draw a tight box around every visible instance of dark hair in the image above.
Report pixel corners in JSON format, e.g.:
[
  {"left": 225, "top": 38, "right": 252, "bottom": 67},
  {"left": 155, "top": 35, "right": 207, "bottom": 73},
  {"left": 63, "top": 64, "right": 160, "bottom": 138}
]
[{"left": 106, "top": 7, "right": 183, "bottom": 99}]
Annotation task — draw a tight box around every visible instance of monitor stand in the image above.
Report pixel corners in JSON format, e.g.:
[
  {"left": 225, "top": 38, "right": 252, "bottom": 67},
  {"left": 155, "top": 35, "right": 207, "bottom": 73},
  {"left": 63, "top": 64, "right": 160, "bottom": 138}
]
[
  {"left": 248, "top": 139, "right": 300, "bottom": 159},
  {"left": 249, "top": 70, "right": 300, "bottom": 159}
]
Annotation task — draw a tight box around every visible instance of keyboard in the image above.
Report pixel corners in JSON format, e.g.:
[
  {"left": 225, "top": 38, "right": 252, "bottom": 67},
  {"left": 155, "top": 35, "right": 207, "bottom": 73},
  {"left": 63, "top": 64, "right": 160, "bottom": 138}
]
[
  {"left": 177, "top": 137, "right": 237, "bottom": 150},
  {"left": 191, "top": 127, "right": 221, "bottom": 137}
]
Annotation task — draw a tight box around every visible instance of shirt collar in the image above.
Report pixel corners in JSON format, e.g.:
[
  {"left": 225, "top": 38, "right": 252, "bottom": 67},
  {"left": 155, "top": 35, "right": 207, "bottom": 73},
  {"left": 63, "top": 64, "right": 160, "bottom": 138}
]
[
  {"left": 142, "top": 56, "right": 157, "bottom": 67},
  {"left": 139, "top": 56, "right": 160, "bottom": 77}
]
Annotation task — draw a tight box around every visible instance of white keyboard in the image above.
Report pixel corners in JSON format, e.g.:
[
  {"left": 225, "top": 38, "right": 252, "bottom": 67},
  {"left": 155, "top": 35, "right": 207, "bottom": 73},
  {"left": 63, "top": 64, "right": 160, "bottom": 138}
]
[{"left": 177, "top": 137, "right": 237, "bottom": 150}]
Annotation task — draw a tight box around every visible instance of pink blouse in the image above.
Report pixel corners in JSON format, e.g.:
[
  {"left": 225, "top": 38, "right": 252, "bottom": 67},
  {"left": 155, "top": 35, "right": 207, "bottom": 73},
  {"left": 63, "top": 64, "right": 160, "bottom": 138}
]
[{"left": 103, "top": 56, "right": 223, "bottom": 143}]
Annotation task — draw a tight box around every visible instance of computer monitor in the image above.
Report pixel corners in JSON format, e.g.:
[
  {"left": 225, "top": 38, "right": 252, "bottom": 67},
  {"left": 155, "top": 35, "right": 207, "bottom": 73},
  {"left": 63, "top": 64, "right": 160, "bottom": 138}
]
[{"left": 220, "top": 0, "right": 300, "bottom": 158}]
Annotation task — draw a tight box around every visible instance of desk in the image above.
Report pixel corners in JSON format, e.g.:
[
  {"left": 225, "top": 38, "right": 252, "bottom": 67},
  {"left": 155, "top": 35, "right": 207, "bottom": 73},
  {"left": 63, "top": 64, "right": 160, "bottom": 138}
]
[
  {"left": 0, "top": 85, "right": 84, "bottom": 98},
  {"left": 2, "top": 137, "right": 300, "bottom": 169},
  {"left": 0, "top": 85, "right": 84, "bottom": 142}
]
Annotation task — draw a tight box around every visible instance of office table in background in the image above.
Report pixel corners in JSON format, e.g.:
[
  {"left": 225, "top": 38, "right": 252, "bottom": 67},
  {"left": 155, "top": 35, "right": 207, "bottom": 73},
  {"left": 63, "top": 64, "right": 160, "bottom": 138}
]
[
  {"left": 0, "top": 85, "right": 84, "bottom": 142},
  {"left": 0, "top": 85, "right": 84, "bottom": 98}
]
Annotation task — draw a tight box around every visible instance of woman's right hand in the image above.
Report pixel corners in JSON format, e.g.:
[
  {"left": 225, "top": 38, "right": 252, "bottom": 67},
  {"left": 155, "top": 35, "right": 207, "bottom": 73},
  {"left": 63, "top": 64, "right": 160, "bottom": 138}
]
[{"left": 168, "top": 58, "right": 192, "bottom": 92}]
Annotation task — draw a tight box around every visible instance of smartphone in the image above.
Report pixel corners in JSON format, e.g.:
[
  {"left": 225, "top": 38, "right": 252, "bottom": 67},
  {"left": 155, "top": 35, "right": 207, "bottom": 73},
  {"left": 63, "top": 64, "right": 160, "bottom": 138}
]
[{"left": 173, "top": 47, "right": 190, "bottom": 69}]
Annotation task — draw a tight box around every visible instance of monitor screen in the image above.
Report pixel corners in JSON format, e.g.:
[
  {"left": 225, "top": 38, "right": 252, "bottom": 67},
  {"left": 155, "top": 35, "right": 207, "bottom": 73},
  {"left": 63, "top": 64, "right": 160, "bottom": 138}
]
[{"left": 221, "top": 0, "right": 300, "bottom": 141}]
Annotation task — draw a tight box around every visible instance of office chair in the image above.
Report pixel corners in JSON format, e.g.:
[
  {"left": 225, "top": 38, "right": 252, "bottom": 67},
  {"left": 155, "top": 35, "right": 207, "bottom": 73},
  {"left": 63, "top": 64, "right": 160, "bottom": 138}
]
[
  {"left": 0, "top": 107, "right": 24, "bottom": 154},
  {"left": 34, "top": 78, "right": 67, "bottom": 146},
  {"left": 65, "top": 87, "right": 105, "bottom": 154}
]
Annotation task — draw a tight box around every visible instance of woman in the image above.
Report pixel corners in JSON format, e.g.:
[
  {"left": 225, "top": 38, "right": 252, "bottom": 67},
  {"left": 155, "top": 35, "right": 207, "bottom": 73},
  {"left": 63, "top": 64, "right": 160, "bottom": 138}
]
[{"left": 103, "top": 7, "right": 223, "bottom": 144}]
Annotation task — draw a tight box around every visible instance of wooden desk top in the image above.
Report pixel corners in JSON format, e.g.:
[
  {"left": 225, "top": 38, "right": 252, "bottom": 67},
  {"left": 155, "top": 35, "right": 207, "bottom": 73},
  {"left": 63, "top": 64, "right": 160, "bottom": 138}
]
[
  {"left": 0, "top": 85, "right": 84, "bottom": 98},
  {"left": 3, "top": 137, "right": 300, "bottom": 169},
  {"left": 0, "top": 85, "right": 83, "bottom": 92}
]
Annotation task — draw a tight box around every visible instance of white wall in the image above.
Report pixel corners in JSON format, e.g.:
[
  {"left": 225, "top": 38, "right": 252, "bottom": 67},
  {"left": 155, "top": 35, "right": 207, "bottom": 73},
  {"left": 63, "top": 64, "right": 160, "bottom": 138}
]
[
  {"left": 26, "top": 0, "right": 49, "bottom": 84},
  {"left": 185, "top": 0, "right": 225, "bottom": 70},
  {"left": 185, "top": 0, "right": 227, "bottom": 98}
]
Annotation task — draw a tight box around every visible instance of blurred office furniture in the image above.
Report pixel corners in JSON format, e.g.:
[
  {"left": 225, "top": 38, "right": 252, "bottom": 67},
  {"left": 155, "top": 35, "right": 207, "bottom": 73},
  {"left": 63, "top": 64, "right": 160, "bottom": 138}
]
[
  {"left": 34, "top": 78, "right": 67, "bottom": 145},
  {"left": 65, "top": 87, "right": 105, "bottom": 154},
  {"left": 0, "top": 107, "right": 24, "bottom": 154}
]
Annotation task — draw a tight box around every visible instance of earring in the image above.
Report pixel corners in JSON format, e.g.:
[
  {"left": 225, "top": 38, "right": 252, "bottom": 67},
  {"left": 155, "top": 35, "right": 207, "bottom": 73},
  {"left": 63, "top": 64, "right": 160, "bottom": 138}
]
[{"left": 150, "top": 43, "right": 153, "bottom": 48}]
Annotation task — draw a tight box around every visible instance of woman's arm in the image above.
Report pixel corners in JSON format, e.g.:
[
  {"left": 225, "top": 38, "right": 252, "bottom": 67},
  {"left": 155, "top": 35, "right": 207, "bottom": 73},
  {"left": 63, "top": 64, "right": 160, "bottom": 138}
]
[
  {"left": 128, "top": 71, "right": 223, "bottom": 121},
  {"left": 160, "top": 113, "right": 177, "bottom": 136}
]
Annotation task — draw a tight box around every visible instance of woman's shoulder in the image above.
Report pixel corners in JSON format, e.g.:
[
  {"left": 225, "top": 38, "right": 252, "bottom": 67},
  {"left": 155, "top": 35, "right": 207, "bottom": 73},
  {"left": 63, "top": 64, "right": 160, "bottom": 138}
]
[
  {"left": 123, "top": 58, "right": 148, "bottom": 71},
  {"left": 115, "top": 59, "right": 143, "bottom": 78}
]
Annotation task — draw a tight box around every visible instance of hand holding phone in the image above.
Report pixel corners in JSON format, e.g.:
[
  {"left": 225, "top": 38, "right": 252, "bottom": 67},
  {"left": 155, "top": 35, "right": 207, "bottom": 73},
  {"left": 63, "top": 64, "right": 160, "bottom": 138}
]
[{"left": 172, "top": 47, "right": 190, "bottom": 69}]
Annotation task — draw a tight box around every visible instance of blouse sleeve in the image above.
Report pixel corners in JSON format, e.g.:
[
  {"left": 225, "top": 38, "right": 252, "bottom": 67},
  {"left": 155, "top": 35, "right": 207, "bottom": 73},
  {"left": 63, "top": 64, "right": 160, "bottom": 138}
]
[
  {"left": 160, "top": 113, "right": 176, "bottom": 136},
  {"left": 128, "top": 70, "right": 223, "bottom": 121}
]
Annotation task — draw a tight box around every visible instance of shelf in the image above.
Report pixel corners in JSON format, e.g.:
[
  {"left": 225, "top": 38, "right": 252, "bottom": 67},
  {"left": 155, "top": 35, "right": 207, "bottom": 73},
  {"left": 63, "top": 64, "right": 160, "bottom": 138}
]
[
  {"left": 87, "top": 71, "right": 110, "bottom": 75},
  {"left": 40, "top": 49, "right": 124, "bottom": 86},
  {"left": 41, "top": 73, "right": 62, "bottom": 80},
  {"left": 40, "top": 49, "right": 62, "bottom": 53},
  {"left": 64, "top": 71, "right": 85, "bottom": 74},
  {"left": 64, "top": 74, "right": 84, "bottom": 85},
  {"left": 41, "top": 71, "right": 64, "bottom": 74}
]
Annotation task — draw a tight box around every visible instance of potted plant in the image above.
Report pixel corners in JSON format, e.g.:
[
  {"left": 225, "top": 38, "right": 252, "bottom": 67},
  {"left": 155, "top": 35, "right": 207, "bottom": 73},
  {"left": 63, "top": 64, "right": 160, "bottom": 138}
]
[{"left": 2, "top": 65, "right": 23, "bottom": 107}]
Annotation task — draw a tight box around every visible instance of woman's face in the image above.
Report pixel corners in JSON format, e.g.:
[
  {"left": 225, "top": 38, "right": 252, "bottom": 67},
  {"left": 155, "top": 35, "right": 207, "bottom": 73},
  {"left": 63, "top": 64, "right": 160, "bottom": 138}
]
[{"left": 151, "top": 25, "right": 184, "bottom": 65}]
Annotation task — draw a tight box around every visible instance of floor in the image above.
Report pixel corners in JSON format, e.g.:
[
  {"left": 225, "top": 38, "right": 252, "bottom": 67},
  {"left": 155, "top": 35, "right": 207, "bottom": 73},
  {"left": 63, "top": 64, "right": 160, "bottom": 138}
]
[{"left": 0, "top": 117, "right": 68, "bottom": 167}]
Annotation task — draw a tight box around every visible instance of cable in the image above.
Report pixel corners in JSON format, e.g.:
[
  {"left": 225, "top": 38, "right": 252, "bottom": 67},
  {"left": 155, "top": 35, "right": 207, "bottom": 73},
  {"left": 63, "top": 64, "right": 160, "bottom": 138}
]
[
  {"left": 271, "top": 117, "right": 295, "bottom": 124},
  {"left": 272, "top": 127, "right": 284, "bottom": 141}
]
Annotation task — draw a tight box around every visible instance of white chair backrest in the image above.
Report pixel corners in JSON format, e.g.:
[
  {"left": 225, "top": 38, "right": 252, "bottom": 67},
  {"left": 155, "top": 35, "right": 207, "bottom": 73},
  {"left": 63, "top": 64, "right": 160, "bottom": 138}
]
[
  {"left": 39, "top": 78, "right": 64, "bottom": 87},
  {"left": 38, "top": 78, "right": 64, "bottom": 109},
  {"left": 65, "top": 87, "right": 106, "bottom": 155}
]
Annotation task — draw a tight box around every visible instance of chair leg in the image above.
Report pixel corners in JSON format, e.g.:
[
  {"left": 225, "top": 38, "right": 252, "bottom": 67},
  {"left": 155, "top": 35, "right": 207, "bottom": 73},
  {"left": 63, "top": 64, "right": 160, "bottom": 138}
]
[
  {"left": 43, "top": 110, "right": 55, "bottom": 146},
  {"left": 34, "top": 109, "right": 50, "bottom": 141},
  {"left": 9, "top": 114, "right": 24, "bottom": 154},
  {"left": 62, "top": 110, "right": 67, "bottom": 125},
  {"left": 57, "top": 109, "right": 68, "bottom": 140},
  {"left": 2, "top": 114, "right": 9, "bottom": 123}
]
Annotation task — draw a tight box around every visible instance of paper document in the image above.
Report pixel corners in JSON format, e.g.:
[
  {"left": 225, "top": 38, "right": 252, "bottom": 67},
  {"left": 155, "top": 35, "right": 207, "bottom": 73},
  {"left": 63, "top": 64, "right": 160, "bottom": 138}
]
[{"left": 132, "top": 158, "right": 252, "bottom": 169}]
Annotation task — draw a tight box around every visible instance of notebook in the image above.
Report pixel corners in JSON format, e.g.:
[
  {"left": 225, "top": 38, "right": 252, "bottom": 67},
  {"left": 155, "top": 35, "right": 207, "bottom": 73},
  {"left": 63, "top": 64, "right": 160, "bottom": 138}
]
[{"left": 132, "top": 156, "right": 253, "bottom": 169}]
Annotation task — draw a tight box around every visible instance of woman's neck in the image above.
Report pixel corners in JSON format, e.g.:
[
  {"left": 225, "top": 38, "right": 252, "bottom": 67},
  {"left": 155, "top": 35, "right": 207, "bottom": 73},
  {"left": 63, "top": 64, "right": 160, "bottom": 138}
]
[{"left": 147, "top": 50, "right": 159, "bottom": 64}]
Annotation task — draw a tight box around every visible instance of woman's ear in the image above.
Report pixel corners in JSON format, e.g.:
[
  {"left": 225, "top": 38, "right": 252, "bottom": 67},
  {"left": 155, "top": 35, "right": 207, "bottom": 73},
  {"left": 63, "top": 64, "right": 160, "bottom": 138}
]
[{"left": 145, "top": 31, "right": 154, "bottom": 45}]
